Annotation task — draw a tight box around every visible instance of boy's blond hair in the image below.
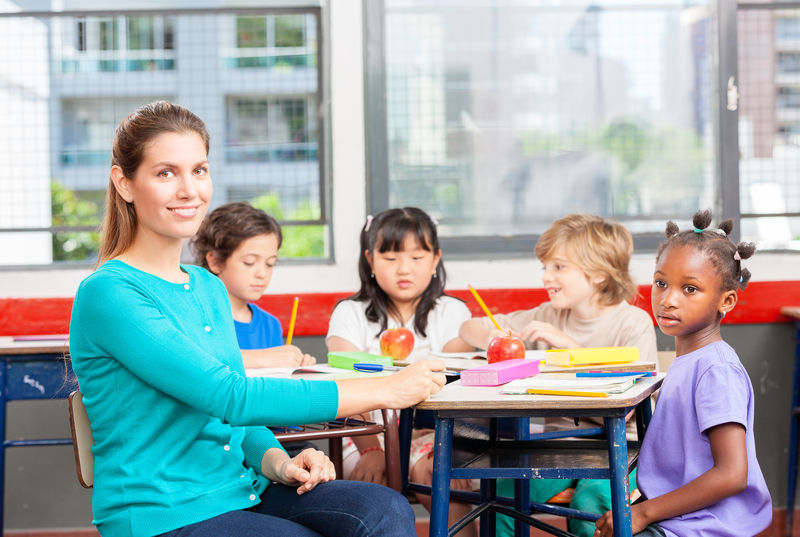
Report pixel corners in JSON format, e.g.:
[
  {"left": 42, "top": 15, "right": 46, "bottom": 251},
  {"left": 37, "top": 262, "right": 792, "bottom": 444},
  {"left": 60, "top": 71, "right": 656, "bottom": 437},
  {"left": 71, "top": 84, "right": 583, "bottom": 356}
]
[{"left": 534, "top": 214, "right": 636, "bottom": 306}]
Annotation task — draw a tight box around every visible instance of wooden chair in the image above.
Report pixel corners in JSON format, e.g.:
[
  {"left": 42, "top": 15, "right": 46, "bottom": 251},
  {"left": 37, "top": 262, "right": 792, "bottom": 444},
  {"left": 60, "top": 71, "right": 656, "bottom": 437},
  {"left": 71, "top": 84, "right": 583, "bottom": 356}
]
[
  {"left": 67, "top": 391, "right": 94, "bottom": 488},
  {"left": 67, "top": 391, "right": 402, "bottom": 491}
]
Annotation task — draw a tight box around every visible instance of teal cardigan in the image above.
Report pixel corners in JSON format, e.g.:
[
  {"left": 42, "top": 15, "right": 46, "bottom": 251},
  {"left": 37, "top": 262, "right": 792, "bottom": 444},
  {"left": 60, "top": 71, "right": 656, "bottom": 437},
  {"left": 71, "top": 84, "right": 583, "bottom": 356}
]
[{"left": 69, "top": 261, "right": 339, "bottom": 537}]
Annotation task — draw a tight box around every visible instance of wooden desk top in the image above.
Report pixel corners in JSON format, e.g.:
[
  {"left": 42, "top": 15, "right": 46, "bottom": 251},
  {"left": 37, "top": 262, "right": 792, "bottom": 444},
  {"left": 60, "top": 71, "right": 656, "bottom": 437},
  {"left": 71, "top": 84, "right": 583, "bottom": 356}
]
[
  {"left": 417, "top": 375, "right": 663, "bottom": 411},
  {"left": 781, "top": 306, "right": 800, "bottom": 320},
  {"left": 0, "top": 336, "right": 69, "bottom": 356}
]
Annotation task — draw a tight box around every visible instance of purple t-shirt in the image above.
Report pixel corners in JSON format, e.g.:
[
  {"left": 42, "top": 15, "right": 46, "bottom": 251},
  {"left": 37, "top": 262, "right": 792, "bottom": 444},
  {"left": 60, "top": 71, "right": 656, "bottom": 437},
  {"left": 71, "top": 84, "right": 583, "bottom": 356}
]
[{"left": 638, "top": 340, "right": 771, "bottom": 536}]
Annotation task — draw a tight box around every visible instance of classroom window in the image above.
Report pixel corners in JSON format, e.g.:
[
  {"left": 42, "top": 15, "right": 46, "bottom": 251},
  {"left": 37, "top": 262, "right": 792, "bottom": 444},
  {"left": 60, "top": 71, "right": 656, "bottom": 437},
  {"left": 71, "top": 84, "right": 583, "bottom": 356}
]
[
  {"left": 226, "top": 14, "right": 316, "bottom": 69},
  {"left": 739, "top": 5, "right": 800, "bottom": 249},
  {"left": 60, "top": 15, "right": 175, "bottom": 73},
  {"left": 0, "top": 7, "right": 327, "bottom": 267},
  {"left": 226, "top": 96, "right": 316, "bottom": 162},
  {"left": 366, "top": 0, "right": 718, "bottom": 253}
]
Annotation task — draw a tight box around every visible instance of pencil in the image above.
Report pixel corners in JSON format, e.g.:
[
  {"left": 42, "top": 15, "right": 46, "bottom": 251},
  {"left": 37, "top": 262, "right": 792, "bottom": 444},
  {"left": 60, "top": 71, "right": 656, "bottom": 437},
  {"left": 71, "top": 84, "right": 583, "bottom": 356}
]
[
  {"left": 468, "top": 285, "right": 503, "bottom": 332},
  {"left": 526, "top": 388, "right": 608, "bottom": 398},
  {"left": 286, "top": 297, "right": 299, "bottom": 345},
  {"left": 576, "top": 372, "right": 655, "bottom": 378}
]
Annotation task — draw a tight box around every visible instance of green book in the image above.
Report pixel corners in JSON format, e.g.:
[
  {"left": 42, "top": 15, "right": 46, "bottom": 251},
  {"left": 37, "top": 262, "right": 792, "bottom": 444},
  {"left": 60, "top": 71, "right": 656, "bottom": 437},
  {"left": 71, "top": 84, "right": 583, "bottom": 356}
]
[{"left": 327, "top": 351, "right": 394, "bottom": 370}]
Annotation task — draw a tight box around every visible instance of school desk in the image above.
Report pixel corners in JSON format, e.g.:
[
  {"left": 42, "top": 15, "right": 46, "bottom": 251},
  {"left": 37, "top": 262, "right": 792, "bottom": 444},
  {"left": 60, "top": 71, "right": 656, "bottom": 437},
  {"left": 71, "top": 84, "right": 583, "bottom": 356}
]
[
  {"left": 416, "top": 375, "right": 663, "bottom": 537},
  {"left": 0, "top": 335, "right": 73, "bottom": 531},
  {"left": 782, "top": 305, "right": 800, "bottom": 537}
]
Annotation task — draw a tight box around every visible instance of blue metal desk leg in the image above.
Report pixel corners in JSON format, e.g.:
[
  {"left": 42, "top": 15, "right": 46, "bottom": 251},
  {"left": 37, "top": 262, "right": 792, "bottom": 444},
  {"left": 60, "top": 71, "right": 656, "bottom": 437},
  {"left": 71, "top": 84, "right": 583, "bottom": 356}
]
[
  {"left": 514, "top": 418, "right": 531, "bottom": 537},
  {"left": 605, "top": 416, "right": 632, "bottom": 537},
  {"left": 788, "top": 320, "right": 800, "bottom": 537},
  {"left": 430, "top": 416, "right": 454, "bottom": 537},
  {"left": 0, "top": 362, "right": 6, "bottom": 532}
]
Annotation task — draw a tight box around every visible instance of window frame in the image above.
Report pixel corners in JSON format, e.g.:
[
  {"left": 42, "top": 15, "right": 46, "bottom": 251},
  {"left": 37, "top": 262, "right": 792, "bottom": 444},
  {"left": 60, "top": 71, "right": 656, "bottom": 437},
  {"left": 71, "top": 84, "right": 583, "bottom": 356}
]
[{"left": 364, "top": 0, "right": 744, "bottom": 255}]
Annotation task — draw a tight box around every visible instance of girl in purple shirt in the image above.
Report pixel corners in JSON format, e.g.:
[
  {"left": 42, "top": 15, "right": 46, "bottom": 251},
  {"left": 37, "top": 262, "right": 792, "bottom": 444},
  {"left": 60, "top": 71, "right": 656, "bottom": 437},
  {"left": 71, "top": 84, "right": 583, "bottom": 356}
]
[{"left": 595, "top": 209, "right": 771, "bottom": 537}]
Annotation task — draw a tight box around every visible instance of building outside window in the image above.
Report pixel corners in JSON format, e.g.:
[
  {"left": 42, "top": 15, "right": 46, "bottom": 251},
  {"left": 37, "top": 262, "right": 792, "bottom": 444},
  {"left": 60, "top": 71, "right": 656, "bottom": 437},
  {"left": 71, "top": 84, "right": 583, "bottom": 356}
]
[
  {"left": 60, "top": 15, "right": 175, "bottom": 72},
  {"left": 0, "top": 7, "right": 325, "bottom": 266}
]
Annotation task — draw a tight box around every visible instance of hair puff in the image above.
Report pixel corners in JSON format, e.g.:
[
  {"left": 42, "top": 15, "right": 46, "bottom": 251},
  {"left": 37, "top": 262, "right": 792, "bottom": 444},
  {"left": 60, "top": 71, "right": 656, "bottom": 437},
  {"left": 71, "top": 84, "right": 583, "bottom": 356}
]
[
  {"left": 692, "top": 209, "right": 712, "bottom": 230},
  {"left": 736, "top": 242, "right": 756, "bottom": 261},
  {"left": 665, "top": 221, "right": 680, "bottom": 238}
]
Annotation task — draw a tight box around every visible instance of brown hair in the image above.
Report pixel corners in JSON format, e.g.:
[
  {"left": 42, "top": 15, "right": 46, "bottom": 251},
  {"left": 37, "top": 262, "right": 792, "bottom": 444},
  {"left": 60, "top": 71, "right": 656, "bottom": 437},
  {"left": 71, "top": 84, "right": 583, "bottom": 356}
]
[
  {"left": 192, "top": 201, "right": 283, "bottom": 270},
  {"left": 96, "top": 101, "right": 210, "bottom": 266},
  {"left": 657, "top": 209, "right": 755, "bottom": 291},
  {"left": 534, "top": 214, "right": 636, "bottom": 305}
]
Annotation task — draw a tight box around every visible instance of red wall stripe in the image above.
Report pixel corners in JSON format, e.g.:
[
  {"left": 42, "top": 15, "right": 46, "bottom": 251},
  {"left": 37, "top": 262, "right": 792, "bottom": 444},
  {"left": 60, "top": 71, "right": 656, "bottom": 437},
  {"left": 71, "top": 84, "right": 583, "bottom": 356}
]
[{"left": 2, "top": 281, "right": 799, "bottom": 337}]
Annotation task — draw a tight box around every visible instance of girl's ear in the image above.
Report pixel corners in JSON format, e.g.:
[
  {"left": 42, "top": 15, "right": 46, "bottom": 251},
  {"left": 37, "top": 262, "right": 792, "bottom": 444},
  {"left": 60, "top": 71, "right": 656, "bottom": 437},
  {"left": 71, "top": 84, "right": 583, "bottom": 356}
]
[
  {"left": 205, "top": 252, "right": 224, "bottom": 275},
  {"left": 432, "top": 249, "right": 442, "bottom": 273},
  {"left": 364, "top": 249, "right": 374, "bottom": 271},
  {"left": 110, "top": 165, "right": 134, "bottom": 203},
  {"left": 719, "top": 289, "right": 738, "bottom": 317}
]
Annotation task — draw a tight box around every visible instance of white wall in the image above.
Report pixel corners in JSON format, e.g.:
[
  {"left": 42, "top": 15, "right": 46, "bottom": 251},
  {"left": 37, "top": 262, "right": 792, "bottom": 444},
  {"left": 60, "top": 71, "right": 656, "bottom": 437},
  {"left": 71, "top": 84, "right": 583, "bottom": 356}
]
[{"left": 0, "top": 0, "right": 798, "bottom": 298}]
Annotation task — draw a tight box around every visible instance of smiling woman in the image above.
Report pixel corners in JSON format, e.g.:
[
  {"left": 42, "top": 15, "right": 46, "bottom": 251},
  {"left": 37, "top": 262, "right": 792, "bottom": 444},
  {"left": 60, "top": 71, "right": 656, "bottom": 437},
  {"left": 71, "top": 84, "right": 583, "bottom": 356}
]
[{"left": 68, "top": 101, "right": 447, "bottom": 537}]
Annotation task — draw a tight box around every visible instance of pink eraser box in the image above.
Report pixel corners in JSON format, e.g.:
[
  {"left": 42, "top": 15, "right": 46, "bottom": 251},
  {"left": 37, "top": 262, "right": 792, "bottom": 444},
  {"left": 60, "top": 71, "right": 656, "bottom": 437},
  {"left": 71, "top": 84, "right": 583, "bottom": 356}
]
[{"left": 460, "top": 358, "right": 541, "bottom": 386}]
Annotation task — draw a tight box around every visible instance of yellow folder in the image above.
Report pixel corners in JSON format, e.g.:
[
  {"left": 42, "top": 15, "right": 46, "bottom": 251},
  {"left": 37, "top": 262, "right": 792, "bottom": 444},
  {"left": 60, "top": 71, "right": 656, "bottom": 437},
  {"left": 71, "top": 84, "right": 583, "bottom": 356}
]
[{"left": 544, "top": 347, "right": 638, "bottom": 367}]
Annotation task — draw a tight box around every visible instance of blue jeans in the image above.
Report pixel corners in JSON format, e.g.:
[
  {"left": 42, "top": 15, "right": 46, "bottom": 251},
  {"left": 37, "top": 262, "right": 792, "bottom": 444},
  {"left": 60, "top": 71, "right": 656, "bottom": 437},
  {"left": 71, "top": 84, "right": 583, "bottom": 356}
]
[
  {"left": 634, "top": 525, "right": 666, "bottom": 537},
  {"left": 157, "top": 480, "right": 416, "bottom": 537}
]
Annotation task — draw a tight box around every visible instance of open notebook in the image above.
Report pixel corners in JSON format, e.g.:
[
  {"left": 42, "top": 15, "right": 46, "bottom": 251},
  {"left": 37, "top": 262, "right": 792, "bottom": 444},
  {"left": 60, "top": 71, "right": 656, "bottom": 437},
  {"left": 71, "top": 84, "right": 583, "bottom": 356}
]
[{"left": 501, "top": 373, "right": 638, "bottom": 396}]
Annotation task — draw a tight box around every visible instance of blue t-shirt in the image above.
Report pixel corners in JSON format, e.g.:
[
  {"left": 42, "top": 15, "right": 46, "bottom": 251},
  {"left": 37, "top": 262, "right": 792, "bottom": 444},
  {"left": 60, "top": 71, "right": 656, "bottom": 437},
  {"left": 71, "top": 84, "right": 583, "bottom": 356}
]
[{"left": 235, "top": 303, "right": 283, "bottom": 350}]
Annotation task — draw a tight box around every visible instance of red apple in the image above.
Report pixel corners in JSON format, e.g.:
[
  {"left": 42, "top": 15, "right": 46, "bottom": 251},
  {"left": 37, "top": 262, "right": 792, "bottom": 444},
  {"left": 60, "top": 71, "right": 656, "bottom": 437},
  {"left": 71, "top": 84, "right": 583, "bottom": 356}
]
[
  {"left": 379, "top": 328, "right": 415, "bottom": 360},
  {"left": 486, "top": 334, "right": 526, "bottom": 364}
]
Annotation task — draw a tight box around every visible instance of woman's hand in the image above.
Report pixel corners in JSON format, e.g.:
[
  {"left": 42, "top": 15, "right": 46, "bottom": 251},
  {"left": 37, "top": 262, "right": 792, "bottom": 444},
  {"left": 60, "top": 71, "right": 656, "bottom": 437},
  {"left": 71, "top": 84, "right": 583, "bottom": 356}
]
[
  {"left": 265, "top": 447, "right": 336, "bottom": 495},
  {"left": 382, "top": 360, "right": 447, "bottom": 409},
  {"left": 350, "top": 450, "right": 387, "bottom": 485},
  {"left": 335, "top": 360, "right": 446, "bottom": 417},
  {"left": 518, "top": 320, "right": 578, "bottom": 349}
]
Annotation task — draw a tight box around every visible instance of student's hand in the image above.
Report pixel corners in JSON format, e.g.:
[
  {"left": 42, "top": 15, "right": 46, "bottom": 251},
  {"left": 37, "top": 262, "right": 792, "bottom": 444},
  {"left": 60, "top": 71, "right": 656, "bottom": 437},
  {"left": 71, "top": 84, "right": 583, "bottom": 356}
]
[
  {"left": 518, "top": 320, "right": 579, "bottom": 349},
  {"left": 594, "top": 503, "right": 649, "bottom": 537},
  {"left": 240, "top": 346, "right": 316, "bottom": 369},
  {"left": 485, "top": 328, "right": 519, "bottom": 349},
  {"left": 275, "top": 448, "right": 336, "bottom": 495},
  {"left": 411, "top": 454, "right": 472, "bottom": 491},
  {"left": 383, "top": 360, "right": 447, "bottom": 408},
  {"left": 350, "top": 450, "right": 387, "bottom": 485},
  {"left": 281, "top": 345, "right": 316, "bottom": 366}
]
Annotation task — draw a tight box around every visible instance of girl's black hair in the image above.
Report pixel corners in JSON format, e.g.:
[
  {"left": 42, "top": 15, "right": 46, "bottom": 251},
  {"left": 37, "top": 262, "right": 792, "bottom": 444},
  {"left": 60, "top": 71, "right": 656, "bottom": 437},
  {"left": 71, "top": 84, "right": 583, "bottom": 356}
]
[
  {"left": 346, "top": 207, "right": 448, "bottom": 337},
  {"left": 656, "top": 209, "right": 756, "bottom": 291}
]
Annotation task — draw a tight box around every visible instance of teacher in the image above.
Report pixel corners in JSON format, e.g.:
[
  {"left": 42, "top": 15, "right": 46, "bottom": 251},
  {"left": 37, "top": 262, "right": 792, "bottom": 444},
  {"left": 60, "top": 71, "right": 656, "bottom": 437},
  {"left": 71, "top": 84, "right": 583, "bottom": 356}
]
[{"left": 69, "top": 101, "right": 446, "bottom": 537}]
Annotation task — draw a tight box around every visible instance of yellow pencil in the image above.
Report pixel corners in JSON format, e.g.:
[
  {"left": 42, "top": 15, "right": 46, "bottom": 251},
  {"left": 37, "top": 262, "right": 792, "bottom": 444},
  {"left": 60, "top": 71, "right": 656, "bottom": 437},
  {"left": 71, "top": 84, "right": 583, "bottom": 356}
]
[
  {"left": 468, "top": 285, "right": 503, "bottom": 332},
  {"left": 526, "top": 388, "right": 608, "bottom": 398},
  {"left": 286, "top": 297, "right": 299, "bottom": 345}
]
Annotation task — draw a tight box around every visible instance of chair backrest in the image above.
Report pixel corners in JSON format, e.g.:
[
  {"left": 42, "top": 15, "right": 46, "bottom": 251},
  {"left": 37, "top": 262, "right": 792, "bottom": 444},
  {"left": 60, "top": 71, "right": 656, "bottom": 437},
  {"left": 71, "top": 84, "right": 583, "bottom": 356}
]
[
  {"left": 656, "top": 350, "right": 677, "bottom": 373},
  {"left": 68, "top": 390, "right": 94, "bottom": 488}
]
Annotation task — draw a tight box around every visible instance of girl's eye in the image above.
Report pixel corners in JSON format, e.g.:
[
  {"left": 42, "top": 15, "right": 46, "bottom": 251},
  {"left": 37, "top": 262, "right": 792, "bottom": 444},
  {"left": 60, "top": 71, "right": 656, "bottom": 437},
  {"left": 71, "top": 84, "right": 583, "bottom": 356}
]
[
  {"left": 194, "top": 167, "right": 208, "bottom": 176},
  {"left": 243, "top": 261, "right": 255, "bottom": 267},
  {"left": 684, "top": 285, "right": 698, "bottom": 294},
  {"left": 412, "top": 256, "right": 424, "bottom": 261},
  {"left": 266, "top": 263, "right": 275, "bottom": 269},
  {"left": 654, "top": 279, "right": 666, "bottom": 288},
  {"left": 158, "top": 169, "right": 174, "bottom": 178}
]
